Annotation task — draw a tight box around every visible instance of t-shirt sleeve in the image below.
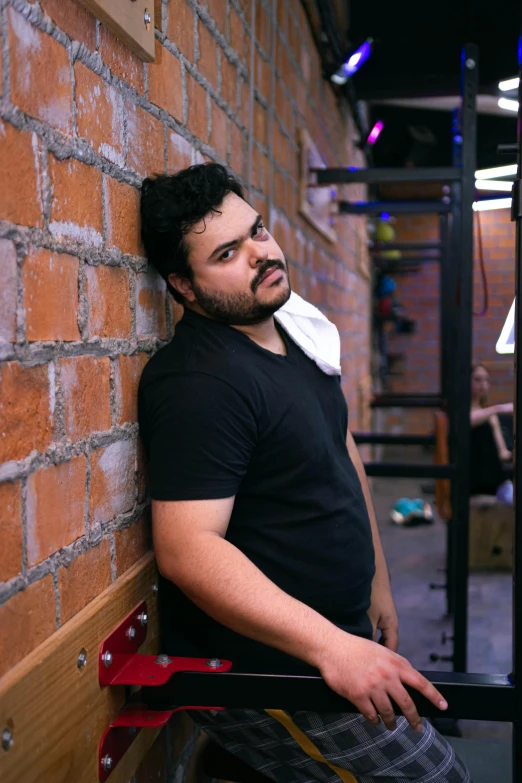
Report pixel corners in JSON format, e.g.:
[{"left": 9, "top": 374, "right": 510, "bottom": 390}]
[{"left": 141, "top": 372, "right": 257, "bottom": 501}]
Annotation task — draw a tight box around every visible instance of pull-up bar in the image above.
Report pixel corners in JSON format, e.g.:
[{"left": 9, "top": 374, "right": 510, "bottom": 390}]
[
  {"left": 310, "top": 166, "right": 462, "bottom": 184},
  {"left": 339, "top": 200, "right": 451, "bottom": 215}
]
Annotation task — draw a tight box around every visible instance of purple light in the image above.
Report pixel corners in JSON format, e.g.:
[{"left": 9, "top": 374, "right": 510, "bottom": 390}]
[
  {"left": 343, "top": 41, "right": 372, "bottom": 77},
  {"left": 380, "top": 212, "right": 391, "bottom": 221},
  {"left": 367, "top": 120, "right": 384, "bottom": 145}
]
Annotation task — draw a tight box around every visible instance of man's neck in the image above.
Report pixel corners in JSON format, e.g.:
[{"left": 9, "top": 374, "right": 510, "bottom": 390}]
[{"left": 184, "top": 304, "right": 286, "bottom": 356}]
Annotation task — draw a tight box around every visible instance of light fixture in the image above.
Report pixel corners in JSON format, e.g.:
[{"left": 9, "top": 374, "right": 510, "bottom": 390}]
[
  {"left": 472, "top": 198, "right": 512, "bottom": 212},
  {"left": 498, "top": 97, "right": 519, "bottom": 112},
  {"left": 475, "top": 164, "right": 517, "bottom": 179},
  {"left": 367, "top": 121, "right": 383, "bottom": 145},
  {"left": 499, "top": 77, "right": 519, "bottom": 92},
  {"left": 475, "top": 180, "right": 513, "bottom": 192},
  {"left": 331, "top": 39, "right": 373, "bottom": 85},
  {"left": 496, "top": 299, "right": 515, "bottom": 354}
]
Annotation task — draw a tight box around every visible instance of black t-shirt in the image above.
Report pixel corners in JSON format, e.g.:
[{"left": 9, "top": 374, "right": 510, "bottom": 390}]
[{"left": 138, "top": 308, "right": 375, "bottom": 674}]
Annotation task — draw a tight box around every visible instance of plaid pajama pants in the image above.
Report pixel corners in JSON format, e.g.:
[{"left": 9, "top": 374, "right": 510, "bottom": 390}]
[{"left": 190, "top": 708, "right": 472, "bottom": 783}]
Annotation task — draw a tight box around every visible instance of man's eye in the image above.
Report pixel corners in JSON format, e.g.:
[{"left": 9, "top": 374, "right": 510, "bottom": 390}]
[
  {"left": 254, "top": 224, "right": 267, "bottom": 236},
  {"left": 220, "top": 248, "right": 235, "bottom": 261}
]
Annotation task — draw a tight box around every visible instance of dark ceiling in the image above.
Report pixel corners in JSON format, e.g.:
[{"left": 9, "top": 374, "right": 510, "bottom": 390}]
[{"left": 344, "top": 0, "right": 520, "bottom": 168}]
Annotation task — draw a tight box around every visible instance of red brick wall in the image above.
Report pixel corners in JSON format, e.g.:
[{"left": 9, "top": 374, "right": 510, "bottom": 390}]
[
  {"left": 0, "top": 0, "right": 370, "bottom": 743},
  {"left": 382, "top": 207, "right": 515, "bottom": 433}
]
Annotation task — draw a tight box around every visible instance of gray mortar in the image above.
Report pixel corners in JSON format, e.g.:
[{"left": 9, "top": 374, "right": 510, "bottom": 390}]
[{"left": 109, "top": 533, "right": 117, "bottom": 582}]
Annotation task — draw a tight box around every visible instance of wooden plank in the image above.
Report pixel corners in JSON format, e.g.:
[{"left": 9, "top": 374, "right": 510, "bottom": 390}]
[
  {"left": 0, "top": 553, "right": 162, "bottom": 783},
  {"left": 76, "top": 0, "right": 155, "bottom": 62}
]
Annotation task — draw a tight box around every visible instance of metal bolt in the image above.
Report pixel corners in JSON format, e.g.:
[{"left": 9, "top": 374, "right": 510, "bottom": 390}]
[
  {"left": 77, "top": 649, "right": 87, "bottom": 670},
  {"left": 155, "top": 654, "right": 172, "bottom": 665},
  {"left": 127, "top": 626, "right": 137, "bottom": 641},
  {"left": 152, "top": 583, "right": 158, "bottom": 595},
  {"left": 206, "top": 658, "right": 222, "bottom": 669},
  {"left": 465, "top": 58, "right": 476, "bottom": 69},
  {"left": 2, "top": 728, "right": 13, "bottom": 752},
  {"left": 102, "top": 651, "right": 113, "bottom": 668},
  {"left": 144, "top": 8, "right": 151, "bottom": 30},
  {"left": 138, "top": 612, "right": 148, "bottom": 626},
  {"left": 101, "top": 755, "right": 113, "bottom": 772}
]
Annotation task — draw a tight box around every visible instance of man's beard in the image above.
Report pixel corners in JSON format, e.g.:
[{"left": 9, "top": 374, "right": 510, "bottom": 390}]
[{"left": 191, "top": 260, "right": 291, "bottom": 326}]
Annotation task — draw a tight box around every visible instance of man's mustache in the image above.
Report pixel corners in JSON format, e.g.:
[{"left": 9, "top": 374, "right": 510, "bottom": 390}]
[{"left": 251, "top": 260, "right": 286, "bottom": 293}]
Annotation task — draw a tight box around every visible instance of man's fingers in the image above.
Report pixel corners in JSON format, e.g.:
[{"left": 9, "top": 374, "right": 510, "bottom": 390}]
[
  {"left": 382, "top": 627, "right": 399, "bottom": 652},
  {"left": 355, "top": 698, "right": 380, "bottom": 727},
  {"left": 401, "top": 669, "right": 449, "bottom": 713},
  {"left": 387, "top": 684, "right": 423, "bottom": 733},
  {"left": 371, "top": 692, "right": 397, "bottom": 731}
]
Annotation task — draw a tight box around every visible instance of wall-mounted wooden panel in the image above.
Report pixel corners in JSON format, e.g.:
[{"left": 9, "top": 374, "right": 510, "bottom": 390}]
[
  {"left": 77, "top": 0, "right": 155, "bottom": 62},
  {"left": 0, "top": 553, "right": 161, "bottom": 783}
]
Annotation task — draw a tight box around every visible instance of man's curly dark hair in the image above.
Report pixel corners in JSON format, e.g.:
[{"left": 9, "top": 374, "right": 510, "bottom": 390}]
[{"left": 140, "top": 163, "right": 245, "bottom": 303}]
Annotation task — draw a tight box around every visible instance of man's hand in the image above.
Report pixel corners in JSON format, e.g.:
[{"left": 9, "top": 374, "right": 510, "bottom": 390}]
[
  {"left": 318, "top": 629, "right": 448, "bottom": 733},
  {"left": 368, "top": 591, "right": 399, "bottom": 652}
]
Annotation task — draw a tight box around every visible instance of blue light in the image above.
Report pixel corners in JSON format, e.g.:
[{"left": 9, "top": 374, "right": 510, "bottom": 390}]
[
  {"left": 380, "top": 212, "right": 391, "bottom": 221},
  {"left": 331, "top": 39, "right": 373, "bottom": 85}
]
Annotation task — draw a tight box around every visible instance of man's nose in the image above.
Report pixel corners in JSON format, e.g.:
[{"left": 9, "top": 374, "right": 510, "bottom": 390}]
[{"left": 246, "top": 238, "right": 268, "bottom": 265}]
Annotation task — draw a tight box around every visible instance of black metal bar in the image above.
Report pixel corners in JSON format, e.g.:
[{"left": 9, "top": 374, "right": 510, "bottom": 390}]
[
  {"left": 363, "top": 463, "right": 455, "bottom": 479},
  {"left": 142, "top": 670, "right": 515, "bottom": 723},
  {"left": 352, "top": 433, "right": 436, "bottom": 446},
  {"left": 439, "top": 214, "right": 451, "bottom": 406},
  {"left": 451, "top": 45, "right": 478, "bottom": 675},
  {"left": 371, "top": 395, "right": 444, "bottom": 409},
  {"left": 312, "top": 167, "right": 462, "bottom": 184},
  {"left": 370, "top": 241, "right": 442, "bottom": 252},
  {"left": 512, "top": 39, "right": 522, "bottom": 783},
  {"left": 339, "top": 201, "right": 451, "bottom": 215},
  {"left": 372, "top": 257, "right": 440, "bottom": 267}
]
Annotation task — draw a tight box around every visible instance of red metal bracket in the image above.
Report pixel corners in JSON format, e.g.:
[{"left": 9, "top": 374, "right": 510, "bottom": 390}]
[{"left": 98, "top": 602, "right": 231, "bottom": 781}]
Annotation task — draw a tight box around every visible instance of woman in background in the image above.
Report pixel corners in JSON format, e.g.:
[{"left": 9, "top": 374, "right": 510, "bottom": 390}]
[{"left": 470, "top": 363, "right": 513, "bottom": 498}]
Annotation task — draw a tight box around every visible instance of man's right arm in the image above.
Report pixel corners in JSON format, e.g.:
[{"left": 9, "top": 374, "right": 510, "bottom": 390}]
[{"left": 153, "top": 497, "right": 449, "bottom": 733}]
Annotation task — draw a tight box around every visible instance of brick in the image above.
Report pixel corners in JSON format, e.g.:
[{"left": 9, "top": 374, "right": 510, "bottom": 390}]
[
  {"left": 41, "top": 0, "right": 96, "bottom": 51},
  {"left": 0, "top": 576, "right": 56, "bottom": 677},
  {"left": 154, "top": 0, "right": 162, "bottom": 29},
  {"left": 253, "top": 100, "right": 267, "bottom": 146},
  {"left": 205, "top": 0, "right": 227, "bottom": 34},
  {"left": 0, "top": 481, "right": 22, "bottom": 581},
  {"left": 168, "top": 131, "right": 194, "bottom": 173},
  {"left": 99, "top": 24, "right": 144, "bottom": 93},
  {"left": 0, "top": 240, "right": 17, "bottom": 347},
  {"left": 148, "top": 40, "right": 182, "bottom": 121},
  {"left": 276, "top": 0, "right": 287, "bottom": 36},
  {"left": 49, "top": 156, "right": 103, "bottom": 247},
  {"left": 8, "top": 7, "right": 72, "bottom": 134},
  {"left": 85, "top": 265, "right": 131, "bottom": 339},
  {"left": 0, "top": 120, "right": 42, "bottom": 227},
  {"left": 229, "top": 8, "right": 247, "bottom": 65},
  {"left": 136, "top": 271, "right": 167, "bottom": 339},
  {"left": 197, "top": 22, "right": 218, "bottom": 89},
  {"left": 114, "top": 353, "right": 150, "bottom": 425},
  {"left": 90, "top": 439, "right": 137, "bottom": 524},
  {"left": 127, "top": 104, "right": 165, "bottom": 178},
  {"left": 229, "top": 122, "right": 244, "bottom": 177},
  {"left": 256, "top": 2, "right": 271, "bottom": 52},
  {"left": 256, "top": 53, "right": 271, "bottom": 102},
  {"left": 59, "top": 539, "right": 112, "bottom": 623},
  {"left": 61, "top": 356, "right": 111, "bottom": 441},
  {"left": 74, "top": 62, "right": 124, "bottom": 166},
  {"left": 211, "top": 100, "right": 228, "bottom": 161},
  {"left": 220, "top": 55, "right": 237, "bottom": 108},
  {"left": 137, "top": 439, "right": 148, "bottom": 502},
  {"left": 105, "top": 177, "right": 142, "bottom": 257},
  {"left": 26, "top": 457, "right": 86, "bottom": 567},
  {"left": 238, "top": 77, "right": 250, "bottom": 128},
  {"left": 23, "top": 248, "right": 80, "bottom": 342},
  {"left": 168, "top": 0, "right": 195, "bottom": 60},
  {"left": 0, "top": 362, "right": 54, "bottom": 463},
  {"left": 114, "top": 515, "right": 151, "bottom": 577},
  {"left": 186, "top": 74, "right": 209, "bottom": 142}
]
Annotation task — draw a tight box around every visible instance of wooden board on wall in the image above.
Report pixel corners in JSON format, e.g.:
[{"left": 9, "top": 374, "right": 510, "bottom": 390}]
[
  {"left": 0, "top": 553, "right": 162, "bottom": 783},
  {"left": 77, "top": 0, "right": 155, "bottom": 61}
]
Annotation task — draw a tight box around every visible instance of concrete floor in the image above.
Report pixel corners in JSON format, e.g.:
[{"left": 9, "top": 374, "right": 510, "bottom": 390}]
[{"left": 371, "top": 468, "right": 512, "bottom": 744}]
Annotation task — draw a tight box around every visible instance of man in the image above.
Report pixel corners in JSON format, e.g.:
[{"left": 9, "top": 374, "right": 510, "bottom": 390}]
[{"left": 139, "top": 163, "right": 470, "bottom": 782}]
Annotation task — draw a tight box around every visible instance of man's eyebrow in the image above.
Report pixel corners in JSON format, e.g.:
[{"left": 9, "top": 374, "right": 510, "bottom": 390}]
[{"left": 208, "top": 215, "right": 263, "bottom": 259}]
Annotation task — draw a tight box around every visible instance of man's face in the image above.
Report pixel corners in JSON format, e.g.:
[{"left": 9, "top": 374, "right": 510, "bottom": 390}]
[{"left": 170, "top": 192, "right": 291, "bottom": 325}]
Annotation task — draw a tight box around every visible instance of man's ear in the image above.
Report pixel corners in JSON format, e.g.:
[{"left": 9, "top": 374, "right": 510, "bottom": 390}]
[{"left": 168, "top": 274, "right": 196, "bottom": 303}]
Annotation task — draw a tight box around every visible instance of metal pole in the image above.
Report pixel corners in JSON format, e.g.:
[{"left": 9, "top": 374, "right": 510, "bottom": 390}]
[
  {"left": 511, "top": 28, "right": 522, "bottom": 783},
  {"left": 451, "top": 45, "right": 478, "bottom": 674}
]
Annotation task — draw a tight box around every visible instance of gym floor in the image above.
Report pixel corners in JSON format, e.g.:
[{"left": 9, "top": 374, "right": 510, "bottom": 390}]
[{"left": 372, "top": 458, "right": 512, "bottom": 744}]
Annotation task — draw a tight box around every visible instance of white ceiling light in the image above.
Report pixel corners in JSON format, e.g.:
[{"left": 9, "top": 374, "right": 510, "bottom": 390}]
[
  {"left": 499, "top": 77, "right": 520, "bottom": 92},
  {"left": 496, "top": 299, "right": 515, "bottom": 354},
  {"left": 498, "top": 97, "right": 519, "bottom": 112},
  {"left": 472, "top": 198, "right": 512, "bottom": 212},
  {"left": 475, "top": 180, "right": 514, "bottom": 192},
  {"left": 475, "top": 164, "right": 517, "bottom": 179}
]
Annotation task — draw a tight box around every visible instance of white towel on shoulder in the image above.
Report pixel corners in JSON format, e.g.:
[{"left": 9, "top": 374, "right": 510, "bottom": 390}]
[{"left": 274, "top": 291, "right": 341, "bottom": 376}]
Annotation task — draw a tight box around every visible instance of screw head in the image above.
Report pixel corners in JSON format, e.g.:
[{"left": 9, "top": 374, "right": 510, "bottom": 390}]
[
  {"left": 152, "top": 583, "right": 158, "bottom": 595},
  {"left": 77, "top": 648, "right": 87, "bottom": 670},
  {"left": 465, "top": 58, "right": 476, "bottom": 69},
  {"left": 155, "top": 654, "right": 172, "bottom": 665},
  {"left": 127, "top": 625, "right": 136, "bottom": 641},
  {"left": 206, "top": 658, "right": 222, "bottom": 669},
  {"left": 102, "top": 755, "right": 113, "bottom": 772},
  {"left": 144, "top": 8, "right": 151, "bottom": 30},
  {"left": 138, "top": 612, "right": 148, "bottom": 626},
  {"left": 2, "top": 728, "right": 13, "bottom": 752},
  {"left": 102, "top": 651, "right": 113, "bottom": 668}
]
